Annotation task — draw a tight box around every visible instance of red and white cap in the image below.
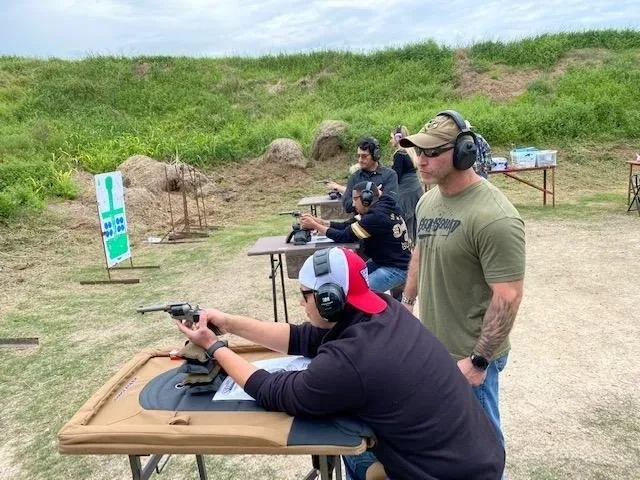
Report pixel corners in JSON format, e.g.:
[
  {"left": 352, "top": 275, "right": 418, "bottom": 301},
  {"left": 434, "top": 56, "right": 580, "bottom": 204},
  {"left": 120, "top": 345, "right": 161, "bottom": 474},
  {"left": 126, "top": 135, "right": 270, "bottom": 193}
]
[{"left": 298, "top": 247, "right": 387, "bottom": 315}]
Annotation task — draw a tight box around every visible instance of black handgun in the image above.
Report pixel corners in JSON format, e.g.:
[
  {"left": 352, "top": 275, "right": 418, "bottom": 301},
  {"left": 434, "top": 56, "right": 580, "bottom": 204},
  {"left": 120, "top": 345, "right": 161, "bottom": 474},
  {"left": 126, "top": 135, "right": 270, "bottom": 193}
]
[{"left": 137, "top": 302, "right": 222, "bottom": 335}]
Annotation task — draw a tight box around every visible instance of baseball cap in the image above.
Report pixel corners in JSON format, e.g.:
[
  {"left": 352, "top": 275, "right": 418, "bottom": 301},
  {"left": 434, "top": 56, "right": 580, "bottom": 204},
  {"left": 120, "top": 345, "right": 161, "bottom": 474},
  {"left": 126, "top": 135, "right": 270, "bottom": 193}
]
[
  {"left": 399, "top": 114, "right": 461, "bottom": 149},
  {"left": 298, "top": 247, "right": 386, "bottom": 315}
]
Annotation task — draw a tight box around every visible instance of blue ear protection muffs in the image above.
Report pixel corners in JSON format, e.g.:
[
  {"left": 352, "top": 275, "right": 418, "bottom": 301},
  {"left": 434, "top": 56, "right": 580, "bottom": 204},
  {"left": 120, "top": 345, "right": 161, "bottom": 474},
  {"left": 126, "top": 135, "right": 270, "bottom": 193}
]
[
  {"left": 359, "top": 181, "right": 374, "bottom": 207},
  {"left": 312, "top": 249, "right": 346, "bottom": 320},
  {"left": 361, "top": 137, "right": 381, "bottom": 161},
  {"left": 436, "top": 110, "right": 478, "bottom": 171}
]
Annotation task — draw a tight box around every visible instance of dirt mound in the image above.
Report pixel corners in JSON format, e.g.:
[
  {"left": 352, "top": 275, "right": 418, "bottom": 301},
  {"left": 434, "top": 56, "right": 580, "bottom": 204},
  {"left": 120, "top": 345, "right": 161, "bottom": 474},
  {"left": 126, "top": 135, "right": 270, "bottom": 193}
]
[
  {"left": 311, "top": 120, "right": 348, "bottom": 162},
  {"left": 118, "top": 155, "right": 214, "bottom": 195},
  {"left": 124, "top": 186, "right": 169, "bottom": 232},
  {"left": 263, "top": 138, "right": 309, "bottom": 169},
  {"left": 63, "top": 157, "right": 221, "bottom": 238}
]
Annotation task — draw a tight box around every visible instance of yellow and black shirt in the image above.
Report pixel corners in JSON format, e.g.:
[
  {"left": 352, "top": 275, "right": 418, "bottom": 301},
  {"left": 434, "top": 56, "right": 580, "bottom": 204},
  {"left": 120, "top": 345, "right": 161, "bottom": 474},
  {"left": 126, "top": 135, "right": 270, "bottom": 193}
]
[{"left": 325, "top": 195, "right": 411, "bottom": 270}]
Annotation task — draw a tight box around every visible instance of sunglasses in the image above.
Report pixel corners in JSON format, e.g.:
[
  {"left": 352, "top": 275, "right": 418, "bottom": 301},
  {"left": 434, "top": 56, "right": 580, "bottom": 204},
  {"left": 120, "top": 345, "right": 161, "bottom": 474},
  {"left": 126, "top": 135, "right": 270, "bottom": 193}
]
[
  {"left": 300, "top": 289, "right": 315, "bottom": 300},
  {"left": 414, "top": 145, "right": 454, "bottom": 158}
]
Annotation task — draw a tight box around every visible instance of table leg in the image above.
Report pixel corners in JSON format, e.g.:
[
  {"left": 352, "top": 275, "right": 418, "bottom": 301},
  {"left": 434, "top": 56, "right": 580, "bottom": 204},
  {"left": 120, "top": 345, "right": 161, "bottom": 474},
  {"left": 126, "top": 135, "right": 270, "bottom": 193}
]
[
  {"left": 302, "top": 470, "right": 319, "bottom": 480},
  {"left": 128, "top": 455, "right": 163, "bottom": 480},
  {"left": 334, "top": 455, "right": 343, "bottom": 479},
  {"left": 196, "top": 455, "right": 208, "bottom": 480},
  {"left": 629, "top": 164, "right": 633, "bottom": 206},
  {"left": 552, "top": 167, "right": 555, "bottom": 207},
  {"left": 319, "top": 455, "right": 330, "bottom": 480},
  {"left": 269, "top": 254, "right": 279, "bottom": 323},
  {"left": 543, "top": 169, "right": 547, "bottom": 206},
  {"left": 277, "top": 253, "right": 289, "bottom": 323}
]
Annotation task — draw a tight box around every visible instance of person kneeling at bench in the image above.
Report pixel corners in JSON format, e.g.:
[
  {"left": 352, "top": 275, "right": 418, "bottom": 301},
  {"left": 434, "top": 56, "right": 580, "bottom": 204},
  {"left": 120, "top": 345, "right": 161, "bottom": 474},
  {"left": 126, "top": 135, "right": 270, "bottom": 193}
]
[{"left": 175, "top": 247, "right": 504, "bottom": 480}]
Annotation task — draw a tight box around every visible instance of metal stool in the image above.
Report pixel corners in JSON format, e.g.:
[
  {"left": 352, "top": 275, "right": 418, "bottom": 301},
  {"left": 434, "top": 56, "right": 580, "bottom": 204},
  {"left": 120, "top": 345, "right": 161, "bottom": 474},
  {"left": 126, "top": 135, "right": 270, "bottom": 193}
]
[{"left": 628, "top": 173, "right": 640, "bottom": 215}]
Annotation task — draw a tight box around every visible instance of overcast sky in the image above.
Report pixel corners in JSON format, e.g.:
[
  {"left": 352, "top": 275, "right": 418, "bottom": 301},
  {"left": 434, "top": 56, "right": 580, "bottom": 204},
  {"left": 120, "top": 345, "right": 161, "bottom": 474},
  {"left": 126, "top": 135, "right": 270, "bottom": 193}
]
[{"left": 1, "top": 0, "right": 639, "bottom": 58}]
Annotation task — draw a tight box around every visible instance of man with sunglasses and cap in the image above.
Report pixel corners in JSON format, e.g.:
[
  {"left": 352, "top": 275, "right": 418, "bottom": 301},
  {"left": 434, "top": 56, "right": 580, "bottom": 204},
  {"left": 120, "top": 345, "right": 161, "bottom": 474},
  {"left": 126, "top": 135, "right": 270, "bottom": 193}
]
[
  {"left": 176, "top": 246, "right": 505, "bottom": 480},
  {"left": 398, "top": 111, "right": 525, "bottom": 458}
]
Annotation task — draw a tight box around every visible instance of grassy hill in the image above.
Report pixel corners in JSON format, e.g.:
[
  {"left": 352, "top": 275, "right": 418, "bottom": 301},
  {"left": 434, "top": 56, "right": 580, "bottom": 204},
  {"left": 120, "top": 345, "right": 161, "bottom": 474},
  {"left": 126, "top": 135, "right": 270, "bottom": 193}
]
[{"left": 1, "top": 29, "right": 640, "bottom": 219}]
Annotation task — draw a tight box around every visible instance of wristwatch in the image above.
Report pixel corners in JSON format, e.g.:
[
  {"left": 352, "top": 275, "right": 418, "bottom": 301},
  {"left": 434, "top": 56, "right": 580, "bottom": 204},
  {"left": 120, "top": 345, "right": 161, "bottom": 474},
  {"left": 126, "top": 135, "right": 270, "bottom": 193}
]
[
  {"left": 205, "top": 339, "right": 229, "bottom": 360},
  {"left": 401, "top": 294, "right": 416, "bottom": 305},
  {"left": 470, "top": 353, "right": 489, "bottom": 371}
]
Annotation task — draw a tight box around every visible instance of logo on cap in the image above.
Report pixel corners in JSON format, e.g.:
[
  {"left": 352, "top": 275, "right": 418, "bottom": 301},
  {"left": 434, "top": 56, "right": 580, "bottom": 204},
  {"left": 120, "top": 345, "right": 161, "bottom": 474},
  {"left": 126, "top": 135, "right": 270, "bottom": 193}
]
[{"left": 359, "top": 267, "right": 368, "bottom": 283}]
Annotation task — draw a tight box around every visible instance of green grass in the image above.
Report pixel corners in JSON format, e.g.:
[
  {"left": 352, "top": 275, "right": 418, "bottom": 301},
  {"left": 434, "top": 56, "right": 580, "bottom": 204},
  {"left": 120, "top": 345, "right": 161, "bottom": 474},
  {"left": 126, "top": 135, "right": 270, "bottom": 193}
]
[
  {"left": 2, "top": 29, "right": 640, "bottom": 218},
  {"left": 470, "top": 29, "right": 640, "bottom": 68}
]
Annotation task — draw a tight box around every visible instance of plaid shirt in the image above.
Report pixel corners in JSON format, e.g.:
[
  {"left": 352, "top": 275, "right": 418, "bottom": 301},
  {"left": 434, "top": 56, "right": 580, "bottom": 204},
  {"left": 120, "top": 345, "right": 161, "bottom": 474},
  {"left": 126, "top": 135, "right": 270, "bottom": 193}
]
[{"left": 473, "top": 133, "right": 492, "bottom": 178}]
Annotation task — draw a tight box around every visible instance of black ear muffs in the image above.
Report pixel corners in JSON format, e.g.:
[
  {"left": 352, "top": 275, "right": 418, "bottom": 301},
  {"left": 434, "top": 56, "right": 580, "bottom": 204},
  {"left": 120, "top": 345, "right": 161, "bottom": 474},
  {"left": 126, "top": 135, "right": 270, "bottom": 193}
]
[
  {"left": 437, "top": 110, "right": 478, "bottom": 170},
  {"left": 371, "top": 138, "right": 381, "bottom": 161},
  {"left": 359, "top": 181, "right": 374, "bottom": 207},
  {"left": 312, "top": 249, "right": 346, "bottom": 320}
]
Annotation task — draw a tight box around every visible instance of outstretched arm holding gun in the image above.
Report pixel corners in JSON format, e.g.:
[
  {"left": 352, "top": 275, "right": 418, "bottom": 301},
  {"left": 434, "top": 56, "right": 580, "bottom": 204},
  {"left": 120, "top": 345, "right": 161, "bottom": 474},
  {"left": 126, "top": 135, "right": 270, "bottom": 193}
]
[
  {"left": 175, "top": 308, "right": 292, "bottom": 389},
  {"left": 318, "top": 179, "right": 346, "bottom": 194}
]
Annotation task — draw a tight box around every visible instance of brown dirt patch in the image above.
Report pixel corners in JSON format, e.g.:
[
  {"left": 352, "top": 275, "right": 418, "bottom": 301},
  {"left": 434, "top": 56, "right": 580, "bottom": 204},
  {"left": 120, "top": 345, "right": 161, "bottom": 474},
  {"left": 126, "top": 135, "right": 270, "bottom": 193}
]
[
  {"left": 132, "top": 62, "right": 151, "bottom": 79},
  {"left": 455, "top": 47, "right": 617, "bottom": 102},
  {"left": 455, "top": 49, "right": 541, "bottom": 101},
  {"left": 296, "top": 68, "right": 335, "bottom": 90}
]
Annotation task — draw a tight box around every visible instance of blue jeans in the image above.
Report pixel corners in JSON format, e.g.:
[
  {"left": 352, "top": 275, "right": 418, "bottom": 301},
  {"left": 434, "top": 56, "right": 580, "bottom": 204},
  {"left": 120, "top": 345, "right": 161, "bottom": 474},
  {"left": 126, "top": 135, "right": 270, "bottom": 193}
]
[
  {"left": 343, "top": 354, "right": 509, "bottom": 480},
  {"left": 366, "top": 260, "right": 407, "bottom": 293},
  {"left": 473, "top": 353, "right": 508, "bottom": 446},
  {"left": 343, "top": 451, "right": 379, "bottom": 480}
]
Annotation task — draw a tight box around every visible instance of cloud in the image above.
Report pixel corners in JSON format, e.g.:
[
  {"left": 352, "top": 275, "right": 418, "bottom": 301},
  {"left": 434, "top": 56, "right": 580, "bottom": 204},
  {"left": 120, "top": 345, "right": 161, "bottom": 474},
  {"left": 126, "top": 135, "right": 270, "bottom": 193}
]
[{"left": 0, "top": 0, "right": 638, "bottom": 58}]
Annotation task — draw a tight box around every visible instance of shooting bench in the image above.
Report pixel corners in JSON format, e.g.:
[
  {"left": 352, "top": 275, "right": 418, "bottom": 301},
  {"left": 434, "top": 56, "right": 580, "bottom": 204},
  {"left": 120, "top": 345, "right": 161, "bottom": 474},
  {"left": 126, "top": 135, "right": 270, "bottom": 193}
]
[
  {"left": 297, "top": 195, "right": 350, "bottom": 220},
  {"left": 59, "top": 344, "right": 371, "bottom": 480}
]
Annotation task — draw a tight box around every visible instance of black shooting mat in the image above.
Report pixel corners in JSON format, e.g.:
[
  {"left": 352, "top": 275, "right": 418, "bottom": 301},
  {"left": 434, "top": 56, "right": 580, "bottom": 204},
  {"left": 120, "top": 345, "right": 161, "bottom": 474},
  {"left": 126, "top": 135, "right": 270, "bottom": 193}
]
[{"left": 139, "top": 366, "right": 373, "bottom": 447}]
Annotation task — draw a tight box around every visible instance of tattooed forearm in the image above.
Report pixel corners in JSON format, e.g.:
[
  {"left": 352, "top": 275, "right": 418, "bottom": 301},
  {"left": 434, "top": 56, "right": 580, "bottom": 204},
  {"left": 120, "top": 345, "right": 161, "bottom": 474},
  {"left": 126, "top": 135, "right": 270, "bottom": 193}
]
[{"left": 474, "top": 285, "right": 522, "bottom": 358}]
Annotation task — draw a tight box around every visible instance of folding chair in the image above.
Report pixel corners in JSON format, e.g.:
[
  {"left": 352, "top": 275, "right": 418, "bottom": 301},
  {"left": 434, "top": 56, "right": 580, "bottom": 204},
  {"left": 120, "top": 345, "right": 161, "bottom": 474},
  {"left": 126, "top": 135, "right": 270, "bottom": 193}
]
[{"left": 628, "top": 173, "right": 640, "bottom": 215}]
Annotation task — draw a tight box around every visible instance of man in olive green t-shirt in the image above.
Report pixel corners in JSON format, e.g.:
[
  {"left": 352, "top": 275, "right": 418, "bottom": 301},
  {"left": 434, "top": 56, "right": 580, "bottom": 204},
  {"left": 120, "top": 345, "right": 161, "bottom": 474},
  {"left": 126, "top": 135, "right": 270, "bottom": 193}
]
[{"left": 400, "top": 110, "right": 525, "bottom": 448}]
